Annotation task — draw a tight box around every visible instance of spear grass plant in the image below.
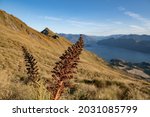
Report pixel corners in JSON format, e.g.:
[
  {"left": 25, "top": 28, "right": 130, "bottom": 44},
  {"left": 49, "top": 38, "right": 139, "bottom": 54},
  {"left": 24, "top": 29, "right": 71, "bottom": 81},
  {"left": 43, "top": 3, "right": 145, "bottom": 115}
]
[
  {"left": 22, "top": 46, "right": 39, "bottom": 84},
  {"left": 48, "top": 35, "right": 84, "bottom": 100},
  {"left": 22, "top": 46, "right": 49, "bottom": 99}
]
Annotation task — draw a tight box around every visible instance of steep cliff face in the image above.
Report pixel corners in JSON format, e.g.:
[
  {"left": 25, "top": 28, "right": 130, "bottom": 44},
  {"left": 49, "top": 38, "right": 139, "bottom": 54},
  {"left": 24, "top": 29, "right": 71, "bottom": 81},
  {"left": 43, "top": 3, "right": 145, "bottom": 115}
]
[{"left": 0, "top": 10, "right": 150, "bottom": 100}]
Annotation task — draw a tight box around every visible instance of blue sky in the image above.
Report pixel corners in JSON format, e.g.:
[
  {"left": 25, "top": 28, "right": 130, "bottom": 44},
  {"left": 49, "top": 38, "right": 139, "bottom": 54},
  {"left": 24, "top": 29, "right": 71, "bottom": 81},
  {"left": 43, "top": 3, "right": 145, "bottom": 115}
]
[{"left": 0, "top": 0, "right": 150, "bottom": 36}]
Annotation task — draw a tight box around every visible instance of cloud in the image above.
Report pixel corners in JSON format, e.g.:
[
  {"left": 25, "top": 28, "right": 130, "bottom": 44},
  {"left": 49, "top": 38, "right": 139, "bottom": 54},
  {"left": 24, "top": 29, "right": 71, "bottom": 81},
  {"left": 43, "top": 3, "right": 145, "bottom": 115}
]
[
  {"left": 118, "top": 6, "right": 150, "bottom": 27},
  {"left": 42, "top": 16, "right": 107, "bottom": 28},
  {"left": 67, "top": 19, "right": 107, "bottom": 28},
  {"left": 113, "top": 21, "right": 123, "bottom": 25},
  {"left": 129, "top": 25, "right": 146, "bottom": 32},
  {"left": 124, "top": 11, "right": 150, "bottom": 25},
  {"left": 128, "top": 25, "right": 150, "bottom": 34},
  {"left": 67, "top": 20, "right": 94, "bottom": 26},
  {"left": 44, "top": 16, "right": 62, "bottom": 21},
  {"left": 119, "top": 7, "right": 150, "bottom": 34}
]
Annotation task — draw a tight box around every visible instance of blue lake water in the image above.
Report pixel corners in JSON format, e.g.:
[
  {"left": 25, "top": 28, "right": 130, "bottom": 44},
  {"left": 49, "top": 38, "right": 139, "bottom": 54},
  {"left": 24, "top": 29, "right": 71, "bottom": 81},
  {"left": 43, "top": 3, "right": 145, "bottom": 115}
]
[{"left": 86, "top": 45, "right": 150, "bottom": 63}]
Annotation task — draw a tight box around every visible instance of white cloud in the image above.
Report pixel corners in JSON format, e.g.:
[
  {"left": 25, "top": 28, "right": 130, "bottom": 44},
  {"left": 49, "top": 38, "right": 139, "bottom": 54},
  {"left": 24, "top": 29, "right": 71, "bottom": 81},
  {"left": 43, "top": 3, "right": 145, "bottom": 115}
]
[
  {"left": 42, "top": 16, "right": 107, "bottom": 28},
  {"left": 124, "top": 11, "right": 150, "bottom": 25},
  {"left": 113, "top": 21, "right": 123, "bottom": 25},
  {"left": 119, "top": 8, "right": 150, "bottom": 34},
  {"left": 44, "top": 16, "right": 62, "bottom": 21},
  {"left": 67, "top": 19, "right": 107, "bottom": 28},
  {"left": 67, "top": 20, "right": 95, "bottom": 26},
  {"left": 129, "top": 25, "right": 145, "bottom": 30},
  {"left": 129, "top": 25, "right": 147, "bottom": 32}
]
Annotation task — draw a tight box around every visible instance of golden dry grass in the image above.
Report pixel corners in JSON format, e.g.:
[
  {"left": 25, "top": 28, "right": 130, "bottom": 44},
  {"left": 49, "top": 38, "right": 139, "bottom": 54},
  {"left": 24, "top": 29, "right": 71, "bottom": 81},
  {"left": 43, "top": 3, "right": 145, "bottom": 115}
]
[{"left": 0, "top": 10, "right": 150, "bottom": 100}]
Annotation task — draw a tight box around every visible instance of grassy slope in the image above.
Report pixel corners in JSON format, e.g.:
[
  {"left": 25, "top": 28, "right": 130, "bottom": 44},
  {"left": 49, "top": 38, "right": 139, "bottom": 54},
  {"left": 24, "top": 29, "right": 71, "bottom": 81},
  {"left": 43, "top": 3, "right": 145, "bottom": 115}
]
[{"left": 0, "top": 10, "right": 150, "bottom": 99}]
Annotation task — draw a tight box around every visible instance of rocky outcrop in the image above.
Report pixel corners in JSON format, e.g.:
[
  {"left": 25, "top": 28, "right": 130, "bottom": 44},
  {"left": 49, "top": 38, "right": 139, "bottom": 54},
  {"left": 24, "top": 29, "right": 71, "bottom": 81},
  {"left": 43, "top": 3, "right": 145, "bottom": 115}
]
[{"left": 41, "top": 27, "right": 59, "bottom": 39}]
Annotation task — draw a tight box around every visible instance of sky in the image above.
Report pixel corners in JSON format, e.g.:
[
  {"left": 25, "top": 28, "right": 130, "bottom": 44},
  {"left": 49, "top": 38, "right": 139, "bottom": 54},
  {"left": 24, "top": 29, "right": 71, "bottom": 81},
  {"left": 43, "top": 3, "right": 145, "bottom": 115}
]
[{"left": 0, "top": 0, "right": 150, "bottom": 36}]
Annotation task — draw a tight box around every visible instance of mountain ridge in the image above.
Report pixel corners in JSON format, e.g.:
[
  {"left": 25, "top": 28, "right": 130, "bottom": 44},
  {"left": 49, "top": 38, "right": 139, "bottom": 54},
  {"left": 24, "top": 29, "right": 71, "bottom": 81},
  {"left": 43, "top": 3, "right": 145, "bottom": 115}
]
[
  {"left": 60, "top": 33, "right": 150, "bottom": 43},
  {"left": 97, "top": 37, "right": 150, "bottom": 54},
  {"left": 61, "top": 33, "right": 150, "bottom": 61}
]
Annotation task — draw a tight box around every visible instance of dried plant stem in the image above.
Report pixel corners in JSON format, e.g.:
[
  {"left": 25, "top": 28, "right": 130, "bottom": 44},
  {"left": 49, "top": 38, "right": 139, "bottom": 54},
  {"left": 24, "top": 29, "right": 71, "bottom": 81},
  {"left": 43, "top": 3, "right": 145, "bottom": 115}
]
[
  {"left": 54, "top": 81, "right": 64, "bottom": 100},
  {"left": 22, "top": 46, "right": 39, "bottom": 84},
  {"left": 48, "top": 35, "right": 84, "bottom": 100}
]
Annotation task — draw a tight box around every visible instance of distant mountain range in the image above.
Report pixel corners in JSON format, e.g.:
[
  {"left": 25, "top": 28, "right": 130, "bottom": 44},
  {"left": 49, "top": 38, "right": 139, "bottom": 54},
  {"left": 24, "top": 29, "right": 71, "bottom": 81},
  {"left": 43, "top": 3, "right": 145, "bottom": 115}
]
[
  {"left": 59, "top": 33, "right": 104, "bottom": 46},
  {"left": 60, "top": 33, "right": 150, "bottom": 54},
  {"left": 110, "top": 34, "right": 150, "bottom": 41},
  {"left": 97, "top": 34, "right": 150, "bottom": 54}
]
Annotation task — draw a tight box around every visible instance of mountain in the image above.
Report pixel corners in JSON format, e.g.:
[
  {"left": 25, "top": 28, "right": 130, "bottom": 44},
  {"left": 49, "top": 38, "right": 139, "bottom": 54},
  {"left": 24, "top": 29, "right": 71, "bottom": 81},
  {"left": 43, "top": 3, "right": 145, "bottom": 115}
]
[
  {"left": 60, "top": 33, "right": 150, "bottom": 62},
  {"left": 0, "top": 10, "right": 150, "bottom": 100},
  {"left": 60, "top": 33, "right": 150, "bottom": 54},
  {"left": 41, "top": 27, "right": 59, "bottom": 39},
  {"left": 112, "top": 34, "right": 150, "bottom": 41},
  {"left": 97, "top": 35, "right": 150, "bottom": 54},
  {"left": 59, "top": 33, "right": 104, "bottom": 47},
  {"left": 60, "top": 33, "right": 150, "bottom": 44}
]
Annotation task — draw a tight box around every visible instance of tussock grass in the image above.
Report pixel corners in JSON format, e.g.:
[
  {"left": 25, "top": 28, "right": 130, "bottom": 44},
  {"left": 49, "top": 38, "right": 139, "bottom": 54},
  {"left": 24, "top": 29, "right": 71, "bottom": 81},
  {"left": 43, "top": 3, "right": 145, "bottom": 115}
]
[{"left": 0, "top": 70, "right": 36, "bottom": 99}]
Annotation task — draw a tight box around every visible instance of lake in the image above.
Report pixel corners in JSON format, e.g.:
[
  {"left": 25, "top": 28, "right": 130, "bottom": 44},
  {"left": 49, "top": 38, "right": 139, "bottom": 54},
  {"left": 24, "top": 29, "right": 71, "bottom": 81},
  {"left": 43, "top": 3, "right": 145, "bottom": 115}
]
[{"left": 86, "top": 45, "right": 150, "bottom": 63}]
